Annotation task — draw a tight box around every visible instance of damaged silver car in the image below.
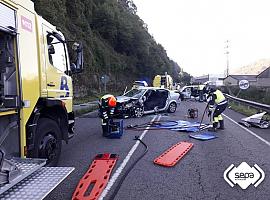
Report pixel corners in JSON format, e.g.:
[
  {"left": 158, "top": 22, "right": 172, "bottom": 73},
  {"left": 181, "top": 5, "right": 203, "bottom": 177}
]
[{"left": 115, "top": 87, "right": 181, "bottom": 118}]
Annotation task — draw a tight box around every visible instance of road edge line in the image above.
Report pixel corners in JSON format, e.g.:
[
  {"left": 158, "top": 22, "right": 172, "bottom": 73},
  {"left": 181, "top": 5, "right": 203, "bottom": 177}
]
[
  {"left": 223, "top": 113, "right": 270, "bottom": 147},
  {"left": 99, "top": 114, "right": 161, "bottom": 199}
]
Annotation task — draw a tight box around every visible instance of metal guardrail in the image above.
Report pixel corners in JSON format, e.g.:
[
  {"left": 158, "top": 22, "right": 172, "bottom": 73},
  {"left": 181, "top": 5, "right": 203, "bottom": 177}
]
[
  {"left": 225, "top": 94, "right": 270, "bottom": 113},
  {"left": 73, "top": 101, "right": 99, "bottom": 112}
]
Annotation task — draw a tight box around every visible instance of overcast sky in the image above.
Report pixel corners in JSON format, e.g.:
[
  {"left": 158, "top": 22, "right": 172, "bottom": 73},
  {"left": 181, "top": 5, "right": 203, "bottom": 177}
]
[{"left": 132, "top": 0, "right": 270, "bottom": 76}]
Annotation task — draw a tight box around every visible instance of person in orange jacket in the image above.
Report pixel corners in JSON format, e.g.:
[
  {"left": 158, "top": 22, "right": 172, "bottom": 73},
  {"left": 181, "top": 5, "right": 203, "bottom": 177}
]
[{"left": 99, "top": 94, "right": 117, "bottom": 137}]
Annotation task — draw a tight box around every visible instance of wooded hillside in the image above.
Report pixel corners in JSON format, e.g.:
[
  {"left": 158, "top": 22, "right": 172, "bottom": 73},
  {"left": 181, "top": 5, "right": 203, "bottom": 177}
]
[{"left": 32, "top": 0, "right": 190, "bottom": 96}]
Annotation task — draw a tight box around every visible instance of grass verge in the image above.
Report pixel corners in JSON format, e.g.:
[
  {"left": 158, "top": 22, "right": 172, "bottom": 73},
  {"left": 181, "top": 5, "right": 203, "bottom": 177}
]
[
  {"left": 74, "top": 105, "right": 98, "bottom": 117},
  {"left": 74, "top": 91, "right": 123, "bottom": 105},
  {"left": 74, "top": 96, "right": 100, "bottom": 105},
  {"left": 229, "top": 102, "right": 270, "bottom": 121}
]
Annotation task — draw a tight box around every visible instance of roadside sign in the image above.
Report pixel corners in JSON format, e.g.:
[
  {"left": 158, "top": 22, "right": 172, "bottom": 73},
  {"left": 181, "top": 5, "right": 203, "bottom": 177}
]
[
  {"left": 101, "top": 75, "right": 109, "bottom": 93},
  {"left": 239, "top": 80, "right": 249, "bottom": 90},
  {"left": 101, "top": 75, "right": 109, "bottom": 84}
]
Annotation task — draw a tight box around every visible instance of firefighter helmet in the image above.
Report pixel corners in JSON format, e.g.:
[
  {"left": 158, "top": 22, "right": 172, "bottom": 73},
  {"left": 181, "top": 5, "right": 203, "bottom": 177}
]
[
  {"left": 206, "top": 83, "right": 217, "bottom": 93},
  {"left": 100, "top": 94, "right": 117, "bottom": 108},
  {"left": 108, "top": 96, "right": 117, "bottom": 107}
]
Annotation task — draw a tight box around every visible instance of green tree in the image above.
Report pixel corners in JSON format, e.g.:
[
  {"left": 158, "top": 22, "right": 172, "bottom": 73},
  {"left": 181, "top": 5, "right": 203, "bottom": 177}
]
[{"left": 32, "top": 0, "right": 191, "bottom": 95}]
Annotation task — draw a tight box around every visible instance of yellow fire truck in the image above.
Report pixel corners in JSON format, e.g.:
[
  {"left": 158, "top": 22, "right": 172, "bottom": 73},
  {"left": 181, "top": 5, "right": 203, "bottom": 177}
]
[
  {"left": 153, "top": 72, "right": 173, "bottom": 90},
  {"left": 0, "top": 0, "right": 83, "bottom": 169}
]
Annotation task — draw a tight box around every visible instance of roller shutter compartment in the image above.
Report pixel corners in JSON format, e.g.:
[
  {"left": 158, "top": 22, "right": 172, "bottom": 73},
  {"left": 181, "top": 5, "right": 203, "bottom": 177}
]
[{"left": 0, "top": 3, "right": 16, "bottom": 31}]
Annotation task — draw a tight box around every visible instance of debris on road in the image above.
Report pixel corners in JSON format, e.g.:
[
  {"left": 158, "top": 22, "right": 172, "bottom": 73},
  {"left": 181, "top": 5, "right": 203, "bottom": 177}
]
[{"left": 239, "top": 112, "right": 270, "bottom": 129}]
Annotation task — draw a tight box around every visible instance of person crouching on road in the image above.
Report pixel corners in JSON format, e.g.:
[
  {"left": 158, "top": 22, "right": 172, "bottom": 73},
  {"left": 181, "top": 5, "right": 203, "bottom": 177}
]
[
  {"left": 207, "top": 86, "right": 228, "bottom": 131},
  {"left": 99, "top": 94, "right": 117, "bottom": 137}
]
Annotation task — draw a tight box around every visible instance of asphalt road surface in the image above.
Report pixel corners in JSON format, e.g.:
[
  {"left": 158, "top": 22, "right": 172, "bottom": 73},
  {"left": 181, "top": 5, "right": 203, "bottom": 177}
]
[{"left": 46, "top": 100, "right": 270, "bottom": 200}]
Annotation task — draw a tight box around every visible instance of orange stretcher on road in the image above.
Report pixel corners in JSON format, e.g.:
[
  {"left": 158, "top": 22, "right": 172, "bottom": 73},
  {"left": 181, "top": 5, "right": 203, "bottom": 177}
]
[
  {"left": 72, "top": 153, "right": 118, "bottom": 200},
  {"left": 154, "top": 142, "right": 193, "bottom": 167}
]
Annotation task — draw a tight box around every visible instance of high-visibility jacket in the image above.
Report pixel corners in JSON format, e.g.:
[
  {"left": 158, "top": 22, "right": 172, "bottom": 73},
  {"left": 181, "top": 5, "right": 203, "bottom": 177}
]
[{"left": 208, "top": 90, "right": 227, "bottom": 108}]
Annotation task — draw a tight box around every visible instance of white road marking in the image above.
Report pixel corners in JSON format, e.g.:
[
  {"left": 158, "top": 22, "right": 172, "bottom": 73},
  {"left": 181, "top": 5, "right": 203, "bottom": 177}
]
[
  {"left": 223, "top": 113, "right": 270, "bottom": 147},
  {"left": 99, "top": 114, "right": 161, "bottom": 200}
]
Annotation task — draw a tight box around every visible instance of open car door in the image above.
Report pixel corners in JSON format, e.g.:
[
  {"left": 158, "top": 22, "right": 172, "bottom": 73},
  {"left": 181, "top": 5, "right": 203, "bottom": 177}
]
[{"left": 143, "top": 89, "right": 169, "bottom": 112}]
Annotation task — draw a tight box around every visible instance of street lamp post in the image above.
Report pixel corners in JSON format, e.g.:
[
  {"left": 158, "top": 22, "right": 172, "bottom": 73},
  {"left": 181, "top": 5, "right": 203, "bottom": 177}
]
[{"left": 225, "top": 40, "right": 230, "bottom": 77}]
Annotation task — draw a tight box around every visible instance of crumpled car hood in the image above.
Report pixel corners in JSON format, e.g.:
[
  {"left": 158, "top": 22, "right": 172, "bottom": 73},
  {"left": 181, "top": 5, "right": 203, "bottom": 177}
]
[{"left": 116, "top": 96, "right": 138, "bottom": 103}]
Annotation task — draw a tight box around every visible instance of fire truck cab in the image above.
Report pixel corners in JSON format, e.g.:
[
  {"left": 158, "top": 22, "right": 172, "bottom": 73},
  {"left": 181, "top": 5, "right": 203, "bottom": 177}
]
[{"left": 0, "top": 0, "right": 83, "bottom": 167}]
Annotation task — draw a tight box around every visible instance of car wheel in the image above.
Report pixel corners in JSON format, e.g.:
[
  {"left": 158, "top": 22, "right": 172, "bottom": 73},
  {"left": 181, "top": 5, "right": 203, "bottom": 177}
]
[
  {"left": 168, "top": 102, "right": 177, "bottom": 113},
  {"left": 29, "top": 118, "right": 62, "bottom": 166},
  {"left": 134, "top": 107, "right": 144, "bottom": 118}
]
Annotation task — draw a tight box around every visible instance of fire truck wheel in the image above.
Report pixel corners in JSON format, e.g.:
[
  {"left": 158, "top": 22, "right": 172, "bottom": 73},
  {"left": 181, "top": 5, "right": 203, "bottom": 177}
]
[{"left": 32, "top": 118, "right": 62, "bottom": 166}]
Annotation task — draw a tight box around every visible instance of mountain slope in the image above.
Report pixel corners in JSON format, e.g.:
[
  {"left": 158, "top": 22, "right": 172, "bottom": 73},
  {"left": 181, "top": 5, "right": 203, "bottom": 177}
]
[
  {"left": 32, "top": 0, "right": 187, "bottom": 96},
  {"left": 231, "top": 59, "right": 270, "bottom": 75}
]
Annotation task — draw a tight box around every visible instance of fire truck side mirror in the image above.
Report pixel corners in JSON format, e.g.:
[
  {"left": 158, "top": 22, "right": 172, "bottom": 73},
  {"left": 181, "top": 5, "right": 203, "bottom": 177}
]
[{"left": 71, "top": 42, "right": 84, "bottom": 73}]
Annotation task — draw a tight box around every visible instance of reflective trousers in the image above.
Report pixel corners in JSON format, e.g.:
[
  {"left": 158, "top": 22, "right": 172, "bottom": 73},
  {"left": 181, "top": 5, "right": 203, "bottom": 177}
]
[{"left": 213, "top": 102, "right": 228, "bottom": 123}]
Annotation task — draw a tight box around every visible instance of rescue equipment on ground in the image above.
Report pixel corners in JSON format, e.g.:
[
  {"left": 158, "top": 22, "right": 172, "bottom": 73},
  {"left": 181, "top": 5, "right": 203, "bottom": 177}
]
[
  {"left": 154, "top": 142, "right": 193, "bottom": 167},
  {"left": 126, "top": 120, "right": 210, "bottom": 132},
  {"left": 189, "top": 132, "right": 217, "bottom": 141},
  {"left": 72, "top": 153, "right": 119, "bottom": 200},
  {"left": 239, "top": 112, "right": 269, "bottom": 129},
  {"left": 187, "top": 108, "right": 198, "bottom": 118},
  {"left": 102, "top": 119, "right": 124, "bottom": 139},
  {"left": 171, "top": 126, "right": 204, "bottom": 132}
]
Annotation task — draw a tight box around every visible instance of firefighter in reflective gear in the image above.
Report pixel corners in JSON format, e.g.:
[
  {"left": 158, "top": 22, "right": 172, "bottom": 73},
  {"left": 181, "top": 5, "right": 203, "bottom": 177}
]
[
  {"left": 99, "top": 94, "right": 117, "bottom": 137},
  {"left": 207, "top": 86, "right": 228, "bottom": 131}
]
